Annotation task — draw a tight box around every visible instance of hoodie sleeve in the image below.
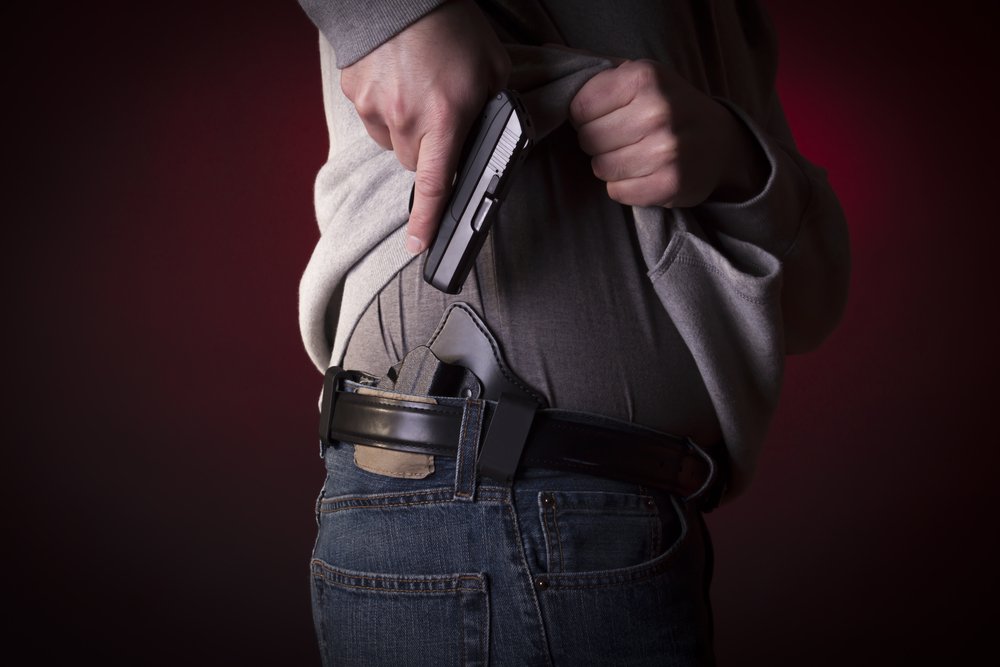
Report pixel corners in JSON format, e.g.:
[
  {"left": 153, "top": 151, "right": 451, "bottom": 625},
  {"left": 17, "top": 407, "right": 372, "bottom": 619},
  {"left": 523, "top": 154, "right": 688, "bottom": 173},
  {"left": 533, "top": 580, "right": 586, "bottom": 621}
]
[
  {"left": 629, "top": 25, "right": 851, "bottom": 496},
  {"left": 693, "top": 91, "right": 852, "bottom": 354},
  {"left": 632, "top": 87, "right": 851, "bottom": 496},
  {"left": 296, "top": 0, "right": 448, "bottom": 68}
]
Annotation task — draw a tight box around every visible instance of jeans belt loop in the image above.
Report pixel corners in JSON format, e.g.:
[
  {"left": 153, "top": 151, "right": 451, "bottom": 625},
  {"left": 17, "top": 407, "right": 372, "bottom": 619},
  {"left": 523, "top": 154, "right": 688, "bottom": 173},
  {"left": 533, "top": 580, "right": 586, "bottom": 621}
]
[
  {"left": 681, "top": 438, "right": 728, "bottom": 512},
  {"left": 453, "top": 397, "right": 486, "bottom": 501}
]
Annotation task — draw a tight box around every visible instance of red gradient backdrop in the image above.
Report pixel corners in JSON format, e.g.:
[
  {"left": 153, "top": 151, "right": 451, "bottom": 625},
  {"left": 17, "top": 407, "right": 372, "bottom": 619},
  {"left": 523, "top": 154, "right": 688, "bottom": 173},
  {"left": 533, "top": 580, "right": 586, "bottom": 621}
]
[{"left": 9, "top": 1, "right": 998, "bottom": 664}]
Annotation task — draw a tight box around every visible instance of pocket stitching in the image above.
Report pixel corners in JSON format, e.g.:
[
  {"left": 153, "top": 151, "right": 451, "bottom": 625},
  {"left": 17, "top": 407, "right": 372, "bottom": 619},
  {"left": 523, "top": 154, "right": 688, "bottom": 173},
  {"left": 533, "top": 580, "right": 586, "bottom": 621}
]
[
  {"left": 319, "top": 487, "right": 508, "bottom": 513},
  {"left": 539, "top": 490, "right": 665, "bottom": 577},
  {"left": 310, "top": 557, "right": 489, "bottom": 665},
  {"left": 553, "top": 505, "right": 565, "bottom": 572},
  {"left": 540, "top": 494, "right": 689, "bottom": 590},
  {"left": 310, "top": 557, "right": 486, "bottom": 593}
]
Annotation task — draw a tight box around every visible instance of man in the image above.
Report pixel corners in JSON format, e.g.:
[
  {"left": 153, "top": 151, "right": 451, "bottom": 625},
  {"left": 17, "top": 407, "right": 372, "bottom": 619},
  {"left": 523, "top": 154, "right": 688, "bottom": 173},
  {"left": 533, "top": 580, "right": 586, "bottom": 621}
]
[{"left": 297, "top": 1, "right": 850, "bottom": 664}]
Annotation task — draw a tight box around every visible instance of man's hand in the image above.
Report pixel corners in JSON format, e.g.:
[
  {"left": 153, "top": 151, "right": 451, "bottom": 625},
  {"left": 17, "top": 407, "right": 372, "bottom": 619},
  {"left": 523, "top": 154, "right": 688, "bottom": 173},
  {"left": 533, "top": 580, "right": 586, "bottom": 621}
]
[
  {"left": 340, "top": 0, "right": 510, "bottom": 254},
  {"left": 569, "top": 59, "right": 769, "bottom": 208}
]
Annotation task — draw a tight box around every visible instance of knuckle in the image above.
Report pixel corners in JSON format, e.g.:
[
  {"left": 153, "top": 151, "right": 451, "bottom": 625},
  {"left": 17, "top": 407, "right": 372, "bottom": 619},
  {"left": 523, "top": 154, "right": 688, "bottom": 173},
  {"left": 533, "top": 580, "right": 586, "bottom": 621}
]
[
  {"left": 414, "top": 170, "right": 450, "bottom": 200},
  {"left": 627, "top": 59, "right": 657, "bottom": 86},
  {"left": 351, "top": 88, "right": 379, "bottom": 120},
  {"left": 593, "top": 156, "right": 623, "bottom": 183},
  {"left": 386, "top": 95, "right": 413, "bottom": 131},
  {"left": 591, "top": 156, "right": 607, "bottom": 181},
  {"left": 606, "top": 180, "right": 626, "bottom": 204},
  {"left": 644, "top": 105, "right": 671, "bottom": 133},
  {"left": 425, "top": 92, "right": 457, "bottom": 124},
  {"left": 570, "top": 81, "right": 600, "bottom": 122},
  {"left": 655, "top": 170, "right": 679, "bottom": 205},
  {"left": 569, "top": 93, "right": 588, "bottom": 121},
  {"left": 606, "top": 171, "right": 677, "bottom": 208},
  {"left": 389, "top": 131, "right": 418, "bottom": 168},
  {"left": 654, "top": 135, "right": 677, "bottom": 163}
]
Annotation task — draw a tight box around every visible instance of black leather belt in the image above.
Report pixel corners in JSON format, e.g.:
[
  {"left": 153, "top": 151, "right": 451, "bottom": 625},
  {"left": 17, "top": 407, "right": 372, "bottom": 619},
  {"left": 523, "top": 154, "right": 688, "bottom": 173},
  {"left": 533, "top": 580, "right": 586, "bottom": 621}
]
[{"left": 318, "top": 367, "right": 727, "bottom": 510}]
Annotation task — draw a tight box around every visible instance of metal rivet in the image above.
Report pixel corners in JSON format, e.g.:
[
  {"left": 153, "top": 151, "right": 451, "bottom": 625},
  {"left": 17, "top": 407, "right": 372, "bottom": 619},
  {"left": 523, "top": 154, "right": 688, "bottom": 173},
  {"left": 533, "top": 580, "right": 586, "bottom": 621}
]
[
  {"left": 645, "top": 498, "right": 656, "bottom": 510},
  {"left": 461, "top": 387, "right": 473, "bottom": 398},
  {"left": 541, "top": 493, "right": 555, "bottom": 508},
  {"left": 535, "top": 577, "right": 549, "bottom": 590}
]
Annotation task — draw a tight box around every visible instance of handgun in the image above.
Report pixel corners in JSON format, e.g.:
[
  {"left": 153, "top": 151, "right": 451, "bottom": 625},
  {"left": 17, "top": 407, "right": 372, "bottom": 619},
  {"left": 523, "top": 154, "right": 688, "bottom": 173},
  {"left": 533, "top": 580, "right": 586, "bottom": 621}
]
[{"left": 416, "top": 89, "right": 533, "bottom": 294}]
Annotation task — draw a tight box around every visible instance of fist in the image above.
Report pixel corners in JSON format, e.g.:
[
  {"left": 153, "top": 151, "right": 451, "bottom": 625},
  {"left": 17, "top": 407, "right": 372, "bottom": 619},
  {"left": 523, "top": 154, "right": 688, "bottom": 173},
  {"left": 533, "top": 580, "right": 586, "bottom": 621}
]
[{"left": 569, "top": 59, "right": 764, "bottom": 208}]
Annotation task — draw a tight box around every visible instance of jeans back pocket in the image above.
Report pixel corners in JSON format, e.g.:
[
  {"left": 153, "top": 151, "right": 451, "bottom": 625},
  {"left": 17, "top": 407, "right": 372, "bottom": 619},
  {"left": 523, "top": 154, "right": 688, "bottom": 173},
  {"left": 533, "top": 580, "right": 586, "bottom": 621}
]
[{"left": 310, "top": 558, "right": 489, "bottom": 667}]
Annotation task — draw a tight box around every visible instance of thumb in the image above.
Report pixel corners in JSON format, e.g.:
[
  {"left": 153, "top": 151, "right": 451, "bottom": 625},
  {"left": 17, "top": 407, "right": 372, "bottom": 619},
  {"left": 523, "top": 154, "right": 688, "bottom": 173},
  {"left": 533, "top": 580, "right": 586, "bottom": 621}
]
[{"left": 405, "top": 129, "right": 463, "bottom": 254}]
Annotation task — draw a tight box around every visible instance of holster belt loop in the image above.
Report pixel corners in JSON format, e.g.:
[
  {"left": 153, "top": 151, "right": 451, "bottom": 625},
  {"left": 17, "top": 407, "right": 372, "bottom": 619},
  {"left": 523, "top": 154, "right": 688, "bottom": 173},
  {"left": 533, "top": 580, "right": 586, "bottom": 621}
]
[
  {"left": 476, "top": 392, "right": 537, "bottom": 483},
  {"left": 318, "top": 366, "right": 350, "bottom": 455}
]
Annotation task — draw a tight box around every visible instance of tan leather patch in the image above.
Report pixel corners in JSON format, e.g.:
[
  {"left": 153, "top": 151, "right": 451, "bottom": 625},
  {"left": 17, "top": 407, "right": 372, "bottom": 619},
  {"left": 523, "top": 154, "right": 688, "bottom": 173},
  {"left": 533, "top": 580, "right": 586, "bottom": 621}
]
[
  {"left": 354, "top": 446, "right": 435, "bottom": 479},
  {"left": 351, "top": 387, "right": 435, "bottom": 479}
]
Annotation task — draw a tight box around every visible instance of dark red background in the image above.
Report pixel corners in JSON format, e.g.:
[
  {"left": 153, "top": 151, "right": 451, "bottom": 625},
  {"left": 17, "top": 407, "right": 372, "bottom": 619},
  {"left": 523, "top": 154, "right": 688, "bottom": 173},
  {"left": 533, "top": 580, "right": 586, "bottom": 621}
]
[{"left": 9, "top": 1, "right": 998, "bottom": 664}]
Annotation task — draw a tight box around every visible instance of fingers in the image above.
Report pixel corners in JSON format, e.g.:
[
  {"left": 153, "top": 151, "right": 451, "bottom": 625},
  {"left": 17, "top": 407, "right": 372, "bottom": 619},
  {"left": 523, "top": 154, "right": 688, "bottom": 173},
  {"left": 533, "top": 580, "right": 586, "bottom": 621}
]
[
  {"left": 569, "top": 59, "right": 661, "bottom": 127},
  {"left": 405, "top": 124, "right": 466, "bottom": 254},
  {"left": 575, "top": 102, "right": 671, "bottom": 156},
  {"left": 604, "top": 166, "right": 708, "bottom": 209},
  {"left": 570, "top": 67, "right": 632, "bottom": 127},
  {"left": 355, "top": 109, "right": 420, "bottom": 168},
  {"left": 569, "top": 59, "right": 710, "bottom": 208},
  {"left": 336, "top": 0, "right": 512, "bottom": 256},
  {"left": 350, "top": 83, "right": 470, "bottom": 250},
  {"left": 606, "top": 171, "right": 680, "bottom": 208},
  {"left": 590, "top": 134, "right": 676, "bottom": 183},
  {"left": 353, "top": 89, "right": 486, "bottom": 255}
]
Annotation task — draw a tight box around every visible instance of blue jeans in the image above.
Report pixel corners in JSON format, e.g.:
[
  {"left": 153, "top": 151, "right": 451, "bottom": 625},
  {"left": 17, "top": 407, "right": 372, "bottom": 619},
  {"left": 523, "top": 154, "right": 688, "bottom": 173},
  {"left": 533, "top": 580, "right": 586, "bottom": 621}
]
[{"left": 310, "top": 384, "right": 715, "bottom": 666}]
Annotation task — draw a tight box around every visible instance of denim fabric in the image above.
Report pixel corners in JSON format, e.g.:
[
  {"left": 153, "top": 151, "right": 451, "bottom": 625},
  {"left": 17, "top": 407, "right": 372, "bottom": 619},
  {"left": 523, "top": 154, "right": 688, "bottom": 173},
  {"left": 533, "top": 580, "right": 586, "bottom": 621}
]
[{"left": 310, "top": 384, "right": 715, "bottom": 666}]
